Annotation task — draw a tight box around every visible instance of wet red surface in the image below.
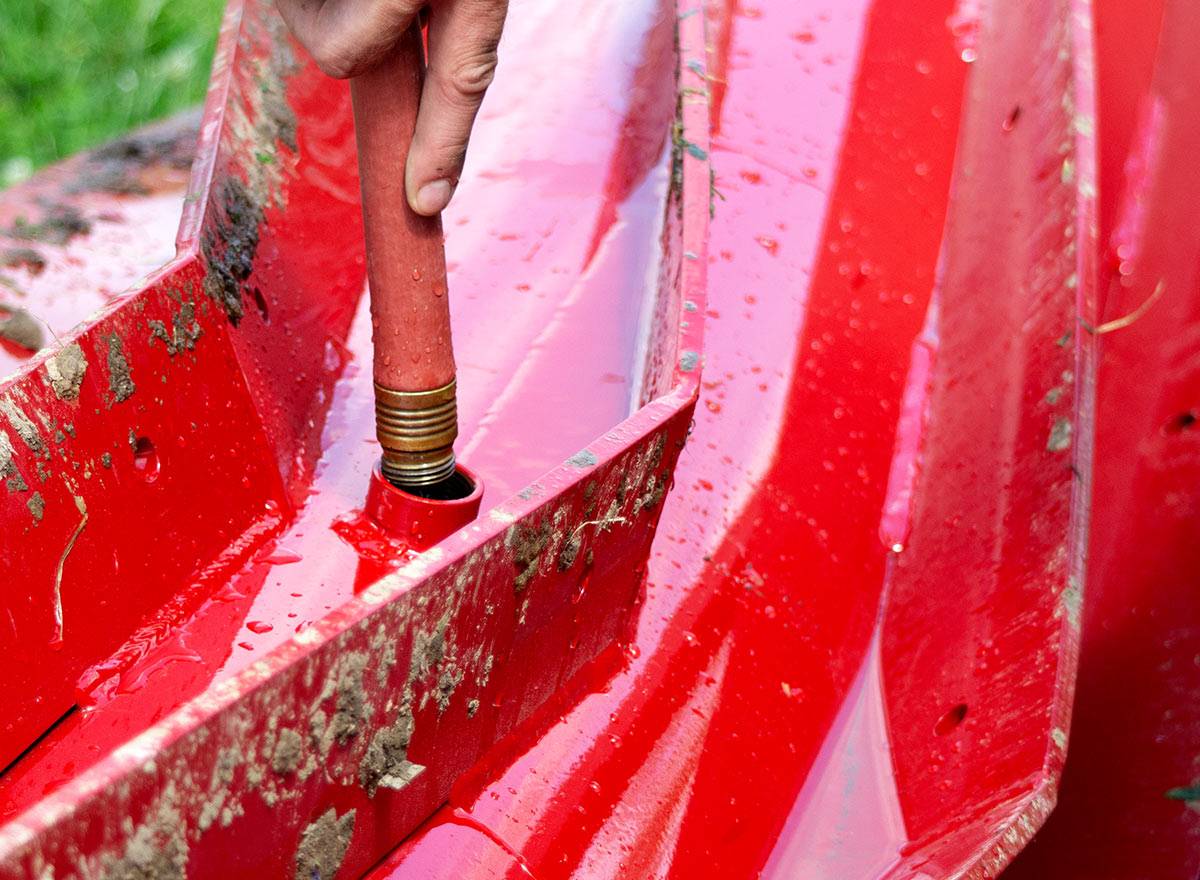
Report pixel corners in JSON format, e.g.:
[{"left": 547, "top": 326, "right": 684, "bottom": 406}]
[
  {"left": 0, "top": 0, "right": 681, "bottom": 817},
  {"left": 1005, "top": 0, "right": 1200, "bottom": 876},
  {"left": 373, "top": 0, "right": 1092, "bottom": 877},
  {"left": 0, "top": 0, "right": 1117, "bottom": 876}
]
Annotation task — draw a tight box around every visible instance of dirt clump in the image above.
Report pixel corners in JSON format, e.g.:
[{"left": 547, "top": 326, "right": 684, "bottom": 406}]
[
  {"left": 294, "top": 808, "right": 355, "bottom": 880},
  {"left": 0, "top": 306, "right": 43, "bottom": 353},
  {"left": 202, "top": 177, "right": 263, "bottom": 325},
  {"left": 359, "top": 710, "right": 423, "bottom": 797},
  {"left": 107, "top": 335, "right": 136, "bottom": 402},
  {"left": 511, "top": 522, "right": 552, "bottom": 592},
  {"left": 148, "top": 302, "right": 202, "bottom": 356},
  {"left": 1, "top": 247, "right": 46, "bottom": 274},
  {"left": 0, "top": 398, "right": 44, "bottom": 454},
  {"left": 46, "top": 343, "right": 88, "bottom": 400},
  {"left": 5, "top": 203, "right": 91, "bottom": 246},
  {"left": 99, "top": 807, "right": 188, "bottom": 880},
  {"left": 272, "top": 727, "right": 304, "bottom": 775}
]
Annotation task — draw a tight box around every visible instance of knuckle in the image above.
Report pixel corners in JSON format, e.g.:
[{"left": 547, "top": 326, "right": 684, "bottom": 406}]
[
  {"left": 310, "top": 42, "right": 356, "bottom": 79},
  {"left": 445, "top": 47, "right": 499, "bottom": 100}
]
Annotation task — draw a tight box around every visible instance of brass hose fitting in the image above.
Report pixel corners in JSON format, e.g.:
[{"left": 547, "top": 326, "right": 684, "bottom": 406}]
[{"left": 374, "top": 379, "right": 458, "bottom": 488}]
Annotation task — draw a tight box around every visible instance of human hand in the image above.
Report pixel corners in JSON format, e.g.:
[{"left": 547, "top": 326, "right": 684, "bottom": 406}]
[{"left": 275, "top": 0, "right": 508, "bottom": 216}]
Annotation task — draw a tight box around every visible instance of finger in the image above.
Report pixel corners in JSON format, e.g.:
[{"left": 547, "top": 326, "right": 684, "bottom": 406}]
[
  {"left": 406, "top": 0, "right": 508, "bottom": 215},
  {"left": 276, "top": 0, "right": 423, "bottom": 79}
]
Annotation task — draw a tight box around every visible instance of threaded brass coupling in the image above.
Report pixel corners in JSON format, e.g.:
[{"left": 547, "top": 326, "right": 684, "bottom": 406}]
[{"left": 375, "top": 379, "right": 458, "bottom": 488}]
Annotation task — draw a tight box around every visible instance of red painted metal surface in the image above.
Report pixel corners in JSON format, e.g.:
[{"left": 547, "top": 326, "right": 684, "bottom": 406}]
[
  {"left": 1005, "top": 0, "right": 1200, "bottom": 876},
  {"left": 371, "top": 0, "right": 1097, "bottom": 877},
  {"left": 365, "top": 464, "right": 483, "bottom": 551},
  {"left": 0, "top": 0, "right": 703, "bottom": 875},
  {"left": 8, "top": 0, "right": 1180, "bottom": 875}
]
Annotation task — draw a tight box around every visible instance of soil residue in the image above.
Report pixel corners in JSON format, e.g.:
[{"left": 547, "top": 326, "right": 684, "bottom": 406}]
[
  {"left": 327, "top": 653, "right": 369, "bottom": 745},
  {"left": 0, "top": 398, "right": 44, "bottom": 455},
  {"left": 359, "top": 709, "right": 423, "bottom": 797},
  {"left": 558, "top": 533, "right": 582, "bottom": 570},
  {"left": 72, "top": 111, "right": 200, "bottom": 196},
  {"left": 1047, "top": 418, "right": 1072, "bottom": 453},
  {"left": 409, "top": 619, "right": 447, "bottom": 679},
  {"left": 46, "top": 343, "right": 88, "bottom": 400},
  {"left": 26, "top": 491, "right": 44, "bottom": 522},
  {"left": 202, "top": 177, "right": 263, "bottom": 325},
  {"left": 511, "top": 522, "right": 552, "bottom": 593},
  {"left": 148, "top": 301, "right": 203, "bottom": 356},
  {"left": 0, "top": 306, "right": 44, "bottom": 353},
  {"left": 4, "top": 203, "right": 91, "bottom": 246},
  {"left": 106, "top": 335, "right": 136, "bottom": 402},
  {"left": 294, "top": 808, "right": 355, "bottom": 880},
  {"left": 1, "top": 433, "right": 22, "bottom": 493},
  {"left": 272, "top": 728, "right": 303, "bottom": 776},
  {"left": 1, "top": 246, "right": 46, "bottom": 275},
  {"left": 99, "top": 807, "right": 188, "bottom": 880}
]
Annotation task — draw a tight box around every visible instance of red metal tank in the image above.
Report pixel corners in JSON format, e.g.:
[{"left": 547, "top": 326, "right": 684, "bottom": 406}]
[{"left": 0, "top": 0, "right": 1195, "bottom": 877}]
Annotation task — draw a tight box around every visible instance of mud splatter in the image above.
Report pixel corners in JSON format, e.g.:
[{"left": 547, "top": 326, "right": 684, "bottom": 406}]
[
  {"left": 566, "top": 450, "right": 598, "bottom": 468},
  {"left": 26, "top": 491, "right": 44, "bottom": 522},
  {"left": 46, "top": 343, "right": 88, "bottom": 400},
  {"left": 1047, "top": 418, "right": 1072, "bottom": 452},
  {"left": 558, "top": 533, "right": 582, "bottom": 570},
  {"left": 434, "top": 664, "right": 463, "bottom": 713},
  {"left": 198, "top": 748, "right": 242, "bottom": 832},
  {"left": 201, "top": 28, "right": 298, "bottom": 326},
  {"left": 0, "top": 247, "right": 46, "bottom": 275},
  {"left": 106, "top": 335, "right": 136, "bottom": 402},
  {"left": 511, "top": 522, "right": 552, "bottom": 592},
  {"left": 72, "top": 111, "right": 200, "bottom": 196},
  {"left": 99, "top": 804, "right": 188, "bottom": 880},
  {"left": 148, "top": 302, "right": 203, "bottom": 355},
  {"left": 4, "top": 203, "right": 91, "bottom": 246},
  {"left": 272, "top": 728, "right": 303, "bottom": 776},
  {"left": 325, "top": 653, "right": 370, "bottom": 745},
  {"left": 410, "top": 618, "right": 447, "bottom": 679},
  {"left": 202, "top": 178, "right": 263, "bottom": 325},
  {"left": 359, "top": 709, "right": 423, "bottom": 797},
  {"left": 0, "top": 398, "right": 44, "bottom": 455},
  {"left": 0, "top": 306, "right": 44, "bottom": 352},
  {"left": 294, "top": 808, "right": 355, "bottom": 880}
]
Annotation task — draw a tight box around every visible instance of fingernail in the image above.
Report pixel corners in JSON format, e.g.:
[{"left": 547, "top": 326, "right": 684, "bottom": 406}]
[{"left": 414, "top": 179, "right": 453, "bottom": 215}]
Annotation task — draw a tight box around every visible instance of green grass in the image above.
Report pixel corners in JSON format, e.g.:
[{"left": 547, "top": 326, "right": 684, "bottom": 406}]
[{"left": 0, "top": 0, "right": 227, "bottom": 186}]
